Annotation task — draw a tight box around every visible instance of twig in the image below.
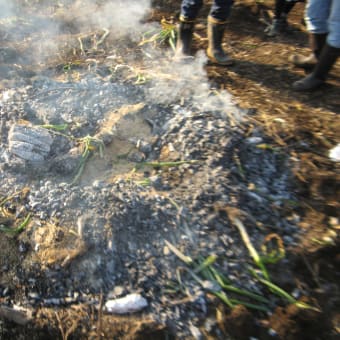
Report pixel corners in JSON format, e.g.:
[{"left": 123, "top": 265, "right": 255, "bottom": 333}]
[
  {"left": 301, "top": 253, "right": 321, "bottom": 288},
  {"left": 96, "top": 293, "right": 104, "bottom": 339},
  {"left": 78, "top": 36, "right": 85, "bottom": 55},
  {"left": 96, "top": 28, "right": 110, "bottom": 48},
  {"left": 55, "top": 311, "right": 67, "bottom": 340},
  {"left": 0, "top": 188, "right": 29, "bottom": 207}
]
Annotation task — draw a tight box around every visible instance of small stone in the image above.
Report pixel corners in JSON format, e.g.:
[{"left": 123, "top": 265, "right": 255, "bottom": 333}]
[
  {"left": 93, "top": 180, "right": 106, "bottom": 189},
  {"left": 105, "top": 293, "right": 148, "bottom": 314},
  {"left": 18, "top": 242, "right": 28, "bottom": 253},
  {"left": 28, "top": 292, "right": 40, "bottom": 300},
  {"left": 163, "top": 245, "right": 170, "bottom": 256},
  {"left": 136, "top": 140, "right": 152, "bottom": 154},
  {"left": 283, "top": 235, "right": 294, "bottom": 245},
  {"left": 127, "top": 151, "right": 145, "bottom": 162},
  {"left": 189, "top": 323, "right": 203, "bottom": 340},
  {"left": 268, "top": 328, "right": 277, "bottom": 337},
  {"left": 329, "top": 143, "right": 340, "bottom": 162},
  {"left": 50, "top": 147, "right": 82, "bottom": 174},
  {"left": 246, "top": 137, "right": 263, "bottom": 144},
  {"left": 113, "top": 286, "right": 125, "bottom": 297}
]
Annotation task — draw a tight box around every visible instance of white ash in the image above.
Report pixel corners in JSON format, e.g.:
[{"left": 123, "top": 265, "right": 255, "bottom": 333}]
[{"left": 0, "top": 72, "right": 300, "bottom": 339}]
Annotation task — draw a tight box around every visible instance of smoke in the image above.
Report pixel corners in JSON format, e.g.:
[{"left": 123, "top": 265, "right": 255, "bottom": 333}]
[
  {"left": 145, "top": 51, "right": 242, "bottom": 120},
  {"left": 0, "top": 0, "right": 152, "bottom": 65},
  {"left": 146, "top": 51, "right": 208, "bottom": 104},
  {"left": 0, "top": 0, "right": 241, "bottom": 120},
  {"left": 89, "top": 0, "right": 152, "bottom": 35},
  {"left": 52, "top": 0, "right": 152, "bottom": 37},
  {"left": 0, "top": 0, "right": 14, "bottom": 18}
]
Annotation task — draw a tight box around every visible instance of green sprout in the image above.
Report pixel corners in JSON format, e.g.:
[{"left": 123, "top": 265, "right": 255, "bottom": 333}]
[
  {"left": 139, "top": 18, "right": 177, "bottom": 51},
  {"left": 233, "top": 217, "right": 270, "bottom": 281},
  {"left": 0, "top": 213, "right": 31, "bottom": 236},
  {"left": 232, "top": 217, "right": 318, "bottom": 311},
  {"left": 164, "top": 240, "right": 270, "bottom": 312},
  {"left": 141, "top": 160, "right": 198, "bottom": 168},
  {"left": 260, "top": 233, "right": 285, "bottom": 264},
  {"left": 135, "top": 73, "right": 148, "bottom": 85},
  {"left": 38, "top": 123, "right": 68, "bottom": 131},
  {"left": 165, "top": 213, "right": 318, "bottom": 313},
  {"left": 71, "top": 135, "right": 104, "bottom": 185}
]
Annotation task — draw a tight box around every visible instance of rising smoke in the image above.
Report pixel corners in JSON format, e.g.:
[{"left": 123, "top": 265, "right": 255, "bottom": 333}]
[
  {"left": 0, "top": 0, "right": 14, "bottom": 18},
  {"left": 0, "top": 0, "right": 240, "bottom": 120},
  {"left": 1, "top": 0, "right": 152, "bottom": 64}
]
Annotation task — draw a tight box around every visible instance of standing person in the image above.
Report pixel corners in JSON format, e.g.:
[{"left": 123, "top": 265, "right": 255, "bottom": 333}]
[
  {"left": 265, "top": 0, "right": 303, "bottom": 37},
  {"left": 292, "top": 0, "right": 340, "bottom": 91},
  {"left": 175, "top": 0, "right": 234, "bottom": 65}
]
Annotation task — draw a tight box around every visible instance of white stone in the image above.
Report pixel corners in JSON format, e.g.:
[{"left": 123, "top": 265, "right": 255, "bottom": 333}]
[
  {"left": 329, "top": 143, "right": 340, "bottom": 162},
  {"left": 105, "top": 293, "right": 148, "bottom": 314}
]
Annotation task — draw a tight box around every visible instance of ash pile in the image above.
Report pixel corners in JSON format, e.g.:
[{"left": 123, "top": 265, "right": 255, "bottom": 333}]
[{"left": 0, "top": 1, "right": 301, "bottom": 338}]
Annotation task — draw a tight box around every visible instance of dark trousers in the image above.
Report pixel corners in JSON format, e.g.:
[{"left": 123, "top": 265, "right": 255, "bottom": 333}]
[
  {"left": 180, "top": 0, "right": 234, "bottom": 21},
  {"left": 274, "top": 0, "right": 305, "bottom": 19}
]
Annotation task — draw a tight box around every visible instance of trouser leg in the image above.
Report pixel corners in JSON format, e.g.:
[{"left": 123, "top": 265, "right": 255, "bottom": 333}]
[
  {"left": 209, "top": 0, "right": 234, "bottom": 22},
  {"left": 180, "top": 0, "right": 203, "bottom": 21}
]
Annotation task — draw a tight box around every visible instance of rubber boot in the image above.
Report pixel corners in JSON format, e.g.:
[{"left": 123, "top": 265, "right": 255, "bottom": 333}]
[
  {"left": 290, "top": 33, "right": 327, "bottom": 70},
  {"left": 174, "top": 17, "right": 195, "bottom": 60},
  {"left": 265, "top": 0, "right": 297, "bottom": 37},
  {"left": 265, "top": 17, "right": 288, "bottom": 37},
  {"left": 293, "top": 44, "right": 340, "bottom": 91},
  {"left": 206, "top": 16, "right": 233, "bottom": 66}
]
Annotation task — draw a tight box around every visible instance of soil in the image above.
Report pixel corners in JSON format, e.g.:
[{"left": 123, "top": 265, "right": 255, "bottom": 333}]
[{"left": 0, "top": 1, "right": 339, "bottom": 339}]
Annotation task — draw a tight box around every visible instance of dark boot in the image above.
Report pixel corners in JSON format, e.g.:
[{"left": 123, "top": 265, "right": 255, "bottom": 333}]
[
  {"left": 265, "top": 17, "right": 288, "bottom": 37},
  {"left": 265, "top": 0, "right": 297, "bottom": 37},
  {"left": 174, "top": 18, "right": 195, "bottom": 60},
  {"left": 293, "top": 44, "right": 340, "bottom": 91},
  {"left": 290, "top": 33, "right": 327, "bottom": 70},
  {"left": 206, "top": 16, "right": 233, "bottom": 66}
]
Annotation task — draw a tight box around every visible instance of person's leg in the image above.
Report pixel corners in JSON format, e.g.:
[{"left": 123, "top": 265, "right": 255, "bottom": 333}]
[
  {"left": 274, "top": 0, "right": 286, "bottom": 19},
  {"left": 293, "top": 0, "right": 340, "bottom": 90},
  {"left": 209, "top": 0, "right": 234, "bottom": 21},
  {"left": 282, "top": 1, "right": 298, "bottom": 19},
  {"left": 327, "top": 0, "right": 340, "bottom": 49},
  {"left": 175, "top": 0, "right": 204, "bottom": 58},
  {"left": 180, "top": 0, "right": 203, "bottom": 21},
  {"left": 290, "top": 0, "right": 329, "bottom": 69},
  {"left": 304, "top": 0, "right": 330, "bottom": 34},
  {"left": 207, "top": 0, "right": 234, "bottom": 65},
  {"left": 265, "top": 0, "right": 300, "bottom": 37}
]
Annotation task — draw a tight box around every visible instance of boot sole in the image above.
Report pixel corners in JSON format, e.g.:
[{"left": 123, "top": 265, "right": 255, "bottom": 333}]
[
  {"left": 207, "top": 59, "right": 233, "bottom": 66},
  {"left": 206, "top": 51, "right": 233, "bottom": 66},
  {"left": 292, "top": 80, "right": 325, "bottom": 91}
]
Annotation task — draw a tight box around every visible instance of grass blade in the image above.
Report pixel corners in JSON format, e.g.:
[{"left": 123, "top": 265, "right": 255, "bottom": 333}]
[
  {"left": 233, "top": 217, "right": 270, "bottom": 281},
  {"left": 210, "top": 266, "right": 269, "bottom": 304},
  {"left": 0, "top": 213, "right": 31, "bottom": 235},
  {"left": 164, "top": 240, "right": 193, "bottom": 265},
  {"left": 194, "top": 254, "right": 218, "bottom": 274}
]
